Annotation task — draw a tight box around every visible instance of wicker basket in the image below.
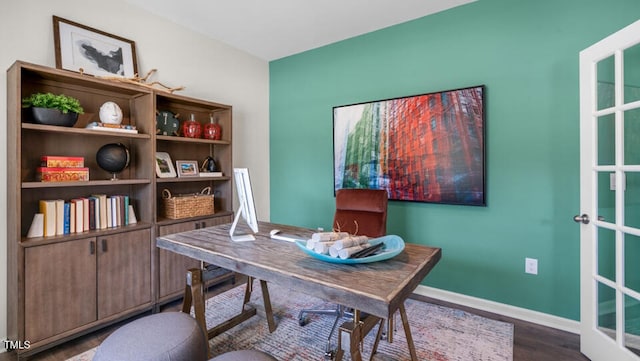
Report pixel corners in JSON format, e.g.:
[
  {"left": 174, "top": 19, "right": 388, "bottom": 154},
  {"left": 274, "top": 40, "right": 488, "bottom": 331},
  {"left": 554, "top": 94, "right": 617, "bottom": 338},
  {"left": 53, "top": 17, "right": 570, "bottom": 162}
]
[{"left": 162, "top": 187, "right": 214, "bottom": 219}]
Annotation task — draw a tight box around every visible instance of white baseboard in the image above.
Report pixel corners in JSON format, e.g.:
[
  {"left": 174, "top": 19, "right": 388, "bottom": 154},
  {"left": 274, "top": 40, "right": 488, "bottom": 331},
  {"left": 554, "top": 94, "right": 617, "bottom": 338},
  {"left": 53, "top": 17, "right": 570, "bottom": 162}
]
[{"left": 414, "top": 285, "right": 580, "bottom": 334}]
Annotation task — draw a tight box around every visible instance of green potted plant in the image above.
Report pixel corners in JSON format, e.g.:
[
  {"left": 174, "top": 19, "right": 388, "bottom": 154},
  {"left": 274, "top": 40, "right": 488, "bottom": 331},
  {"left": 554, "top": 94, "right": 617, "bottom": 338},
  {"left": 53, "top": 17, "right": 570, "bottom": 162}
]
[{"left": 22, "top": 92, "right": 84, "bottom": 127}]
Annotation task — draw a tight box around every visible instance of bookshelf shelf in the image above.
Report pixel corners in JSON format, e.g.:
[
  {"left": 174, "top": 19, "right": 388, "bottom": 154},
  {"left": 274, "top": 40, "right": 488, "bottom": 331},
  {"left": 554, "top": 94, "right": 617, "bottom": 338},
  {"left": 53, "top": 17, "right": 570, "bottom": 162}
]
[{"left": 22, "top": 179, "right": 151, "bottom": 188}]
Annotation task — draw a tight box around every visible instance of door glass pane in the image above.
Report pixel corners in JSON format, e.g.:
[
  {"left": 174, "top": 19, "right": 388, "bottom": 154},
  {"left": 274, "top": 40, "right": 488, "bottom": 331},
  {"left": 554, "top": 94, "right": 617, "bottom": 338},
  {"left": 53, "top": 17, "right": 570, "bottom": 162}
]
[
  {"left": 598, "top": 282, "right": 617, "bottom": 341},
  {"left": 625, "top": 108, "right": 640, "bottom": 165},
  {"left": 624, "top": 43, "right": 640, "bottom": 104},
  {"left": 624, "top": 294, "right": 640, "bottom": 356},
  {"left": 624, "top": 173, "right": 640, "bottom": 229},
  {"left": 625, "top": 233, "right": 640, "bottom": 293},
  {"left": 598, "top": 114, "right": 616, "bottom": 166},
  {"left": 598, "top": 55, "right": 616, "bottom": 110},
  {"left": 598, "top": 172, "right": 616, "bottom": 224},
  {"left": 598, "top": 228, "right": 616, "bottom": 281}
]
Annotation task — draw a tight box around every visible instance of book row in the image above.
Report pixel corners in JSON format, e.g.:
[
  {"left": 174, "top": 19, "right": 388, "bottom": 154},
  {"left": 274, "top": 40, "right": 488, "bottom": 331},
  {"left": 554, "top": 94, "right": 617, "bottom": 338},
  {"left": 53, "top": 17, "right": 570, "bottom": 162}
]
[{"left": 31, "top": 195, "right": 137, "bottom": 238}]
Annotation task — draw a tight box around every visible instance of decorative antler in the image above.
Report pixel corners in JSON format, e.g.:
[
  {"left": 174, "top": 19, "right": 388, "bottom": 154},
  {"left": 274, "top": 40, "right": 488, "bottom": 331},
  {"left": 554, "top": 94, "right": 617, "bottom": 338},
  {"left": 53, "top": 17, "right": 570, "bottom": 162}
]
[{"left": 97, "top": 68, "right": 185, "bottom": 93}]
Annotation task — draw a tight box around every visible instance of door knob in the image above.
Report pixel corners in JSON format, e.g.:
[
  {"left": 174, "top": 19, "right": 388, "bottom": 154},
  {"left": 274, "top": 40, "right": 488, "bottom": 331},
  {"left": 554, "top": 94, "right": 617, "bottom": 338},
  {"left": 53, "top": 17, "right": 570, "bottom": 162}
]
[{"left": 573, "top": 214, "right": 590, "bottom": 224}]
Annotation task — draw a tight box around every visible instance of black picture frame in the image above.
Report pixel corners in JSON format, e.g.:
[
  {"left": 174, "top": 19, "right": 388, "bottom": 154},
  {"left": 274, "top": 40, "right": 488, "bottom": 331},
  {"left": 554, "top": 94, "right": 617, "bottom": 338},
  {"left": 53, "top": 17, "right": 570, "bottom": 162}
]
[{"left": 53, "top": 16, "right": 138, "bottom": 78}]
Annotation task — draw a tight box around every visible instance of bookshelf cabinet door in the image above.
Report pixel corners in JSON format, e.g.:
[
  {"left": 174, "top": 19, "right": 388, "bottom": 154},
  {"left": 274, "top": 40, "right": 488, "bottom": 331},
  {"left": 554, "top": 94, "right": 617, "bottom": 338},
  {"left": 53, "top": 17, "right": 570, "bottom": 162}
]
[
  {"left": 24, "top": 238, "right": 97, "bottom": 342},
  {"left": 97, "top": 229, "right": 151, "bottom": 319}
]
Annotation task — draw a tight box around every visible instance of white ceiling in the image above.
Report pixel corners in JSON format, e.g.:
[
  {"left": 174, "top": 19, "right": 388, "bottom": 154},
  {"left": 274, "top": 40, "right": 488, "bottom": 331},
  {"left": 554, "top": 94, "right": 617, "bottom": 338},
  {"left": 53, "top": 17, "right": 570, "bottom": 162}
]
[{"left": 125, "top": 0, "right": 476, "bottom": 61}]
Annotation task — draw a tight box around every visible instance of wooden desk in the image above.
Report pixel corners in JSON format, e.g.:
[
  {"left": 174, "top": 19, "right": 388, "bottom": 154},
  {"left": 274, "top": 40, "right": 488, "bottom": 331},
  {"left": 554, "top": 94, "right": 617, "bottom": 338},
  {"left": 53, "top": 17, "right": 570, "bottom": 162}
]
[{"left": 156, "top": 221, "right": 441, "bottom": 360}]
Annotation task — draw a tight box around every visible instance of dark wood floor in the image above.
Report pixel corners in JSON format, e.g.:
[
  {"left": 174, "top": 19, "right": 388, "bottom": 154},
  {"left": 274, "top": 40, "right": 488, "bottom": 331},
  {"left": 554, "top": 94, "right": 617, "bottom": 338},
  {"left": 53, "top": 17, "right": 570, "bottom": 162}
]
[{"left": 1, "top": 280, "right": 590, "bottom": 361}]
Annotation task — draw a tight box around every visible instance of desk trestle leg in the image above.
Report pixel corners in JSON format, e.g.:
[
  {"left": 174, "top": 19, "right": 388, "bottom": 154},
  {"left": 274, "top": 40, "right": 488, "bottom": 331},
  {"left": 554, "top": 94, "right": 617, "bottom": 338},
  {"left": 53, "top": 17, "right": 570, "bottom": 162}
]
[
  {"left": 181, "top": 270, "right": 277, "bottom": 357},
  {"left": 243, "top": 276, "right": 277, "bottom": 332}
]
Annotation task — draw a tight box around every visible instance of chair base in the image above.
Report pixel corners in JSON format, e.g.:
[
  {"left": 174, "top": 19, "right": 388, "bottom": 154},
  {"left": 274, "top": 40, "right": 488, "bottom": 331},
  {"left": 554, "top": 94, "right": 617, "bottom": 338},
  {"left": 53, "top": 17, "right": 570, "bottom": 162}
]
[{"left": 299, "top": 305, "right": 396, "bottom": 358}]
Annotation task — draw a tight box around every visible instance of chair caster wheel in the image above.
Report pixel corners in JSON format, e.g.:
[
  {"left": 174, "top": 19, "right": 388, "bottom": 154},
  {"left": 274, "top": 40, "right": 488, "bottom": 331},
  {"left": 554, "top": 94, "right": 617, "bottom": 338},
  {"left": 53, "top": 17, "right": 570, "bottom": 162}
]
[
  {"left": 323, "top": 350, "right": 335, "bottom": 360},
  {"left": 298, "top": 316, "right": 308, "bottom": 326}
]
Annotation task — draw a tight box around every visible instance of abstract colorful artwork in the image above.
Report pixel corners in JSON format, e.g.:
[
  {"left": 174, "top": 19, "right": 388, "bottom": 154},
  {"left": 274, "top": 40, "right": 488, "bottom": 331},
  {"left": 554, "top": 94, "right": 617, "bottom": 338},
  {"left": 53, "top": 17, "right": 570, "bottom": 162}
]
[{"left": 334, "top": 85, "right": 485, "bottom": 206}]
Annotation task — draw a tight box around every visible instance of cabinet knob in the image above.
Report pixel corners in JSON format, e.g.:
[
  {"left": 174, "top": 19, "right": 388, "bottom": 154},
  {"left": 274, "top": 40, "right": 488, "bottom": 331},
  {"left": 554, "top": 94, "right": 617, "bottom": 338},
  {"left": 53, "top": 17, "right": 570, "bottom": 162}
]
[
  {"left": 90, "top": 241, "right": 95, "bottom": 255},
  {"left": 101, "top": 239, "right": 108, "bottom": 252}
]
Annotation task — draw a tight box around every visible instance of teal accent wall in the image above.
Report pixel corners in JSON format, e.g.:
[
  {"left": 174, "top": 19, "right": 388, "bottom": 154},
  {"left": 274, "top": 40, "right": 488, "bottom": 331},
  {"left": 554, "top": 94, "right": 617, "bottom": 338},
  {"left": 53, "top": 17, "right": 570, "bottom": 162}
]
[{"left": 269, "top": 0, "right": 640, "bottom": 320}]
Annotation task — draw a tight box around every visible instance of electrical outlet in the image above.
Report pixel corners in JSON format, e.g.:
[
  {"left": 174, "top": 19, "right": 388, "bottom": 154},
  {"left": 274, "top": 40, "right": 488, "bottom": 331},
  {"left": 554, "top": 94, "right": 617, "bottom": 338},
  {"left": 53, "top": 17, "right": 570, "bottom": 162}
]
[{"left": 525, "top": 258, "right": 538, "bottom": 275}]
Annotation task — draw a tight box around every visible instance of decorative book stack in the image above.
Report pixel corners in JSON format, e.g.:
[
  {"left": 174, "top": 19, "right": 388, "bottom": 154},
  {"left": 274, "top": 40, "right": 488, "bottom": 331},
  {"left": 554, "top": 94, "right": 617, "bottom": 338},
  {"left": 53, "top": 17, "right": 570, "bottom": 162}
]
[{"left": 37, "top": 156, "right": 89, "bottom": 182}]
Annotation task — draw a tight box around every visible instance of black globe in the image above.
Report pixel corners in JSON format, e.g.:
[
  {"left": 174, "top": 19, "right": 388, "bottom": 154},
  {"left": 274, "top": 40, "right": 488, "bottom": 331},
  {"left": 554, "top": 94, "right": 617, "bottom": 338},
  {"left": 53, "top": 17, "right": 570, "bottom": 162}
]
[{"left": 96, "top": 143, "right": 130, "bottom": 173}]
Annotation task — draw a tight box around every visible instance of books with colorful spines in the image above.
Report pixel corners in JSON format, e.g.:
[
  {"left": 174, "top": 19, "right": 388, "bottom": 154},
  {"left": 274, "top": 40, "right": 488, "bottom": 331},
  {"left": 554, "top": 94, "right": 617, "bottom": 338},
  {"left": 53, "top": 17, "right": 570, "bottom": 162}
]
[
  {"left": 106, "top": 197, "right": 113, "bottom": 228},
  {"left": 82, "top": 198, "right": 90, "bottom": 231},
  {"left": 70, "top": 202, "right": 76, "bottom": 233},
  {"left": 54, "top": 199, "right": 64, "bottom": 236},
  {"left": 71, "top": 199, "right": 84, "bottom": 233},
  {"left": 115, "top": 196, "right": 122, "bottom": 226},
  {"left": 123, "top": 196, "right": 129, "bottom": 225},
  {"left": 110, "top": 197, "right": 117, "bottom": 227},
  {"left": 38, "top": 200, "right": 56, "bottom": 237},
  {"left": 88, "top": 197, "right": 96, "bottom": 230},
  {"left": 92, "top": 194, "right": 108, "bottom": 230},
  {"left": 63, "top": 202, "right": 71, "bottom": 234},
  {"left": 113, "top": 195, "right": 129, "bottom": 225}
]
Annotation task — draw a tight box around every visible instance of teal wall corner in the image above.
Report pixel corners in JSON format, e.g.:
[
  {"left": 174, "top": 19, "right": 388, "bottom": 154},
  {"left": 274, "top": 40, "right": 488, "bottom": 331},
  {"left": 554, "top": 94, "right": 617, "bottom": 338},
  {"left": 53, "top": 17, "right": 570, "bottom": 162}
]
[{"left": 269, "top": 0, "right": 640, "bottom": 320}]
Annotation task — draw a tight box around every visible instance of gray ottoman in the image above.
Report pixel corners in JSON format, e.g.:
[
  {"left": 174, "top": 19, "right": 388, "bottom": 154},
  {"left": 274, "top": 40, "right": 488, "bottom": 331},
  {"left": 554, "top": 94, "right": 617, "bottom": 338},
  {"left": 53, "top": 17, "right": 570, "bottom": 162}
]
[
  {"left": 94, "top": 312, "right": 277, "bottom": 361},
  {"left": 94, "top": 312, "right": 207, "bottom": 361}
]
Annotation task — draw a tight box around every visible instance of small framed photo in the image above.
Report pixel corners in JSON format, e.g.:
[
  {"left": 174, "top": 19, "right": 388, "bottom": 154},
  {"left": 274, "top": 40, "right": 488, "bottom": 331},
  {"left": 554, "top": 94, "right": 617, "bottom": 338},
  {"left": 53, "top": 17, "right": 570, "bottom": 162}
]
[
  {"left": 53, "top": 16, "right": 138, "bottom": 78},
  {"left": 155, "top": 152, "right": 176, "bottom": 178},
  {"left": 176, "top": 160, "right": 199, "bottom": 177}
]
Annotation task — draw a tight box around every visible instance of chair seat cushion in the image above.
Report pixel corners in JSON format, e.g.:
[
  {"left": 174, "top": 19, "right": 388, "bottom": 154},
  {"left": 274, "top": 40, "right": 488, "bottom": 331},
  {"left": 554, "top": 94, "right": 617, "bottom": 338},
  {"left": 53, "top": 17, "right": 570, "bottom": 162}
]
[
  {"left": 93, "top": 312, "right": 208, "bottom": 361},
  {"left": 210, "top": 350, "right": 277, "bottom": 361}
]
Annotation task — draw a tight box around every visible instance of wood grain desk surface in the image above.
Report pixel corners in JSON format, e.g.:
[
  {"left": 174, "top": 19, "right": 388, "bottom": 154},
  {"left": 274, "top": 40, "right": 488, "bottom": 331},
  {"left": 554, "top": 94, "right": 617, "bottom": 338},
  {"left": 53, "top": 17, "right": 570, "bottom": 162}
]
[{"left": 156, "top": 221, "right": 441, "bottom": 319}]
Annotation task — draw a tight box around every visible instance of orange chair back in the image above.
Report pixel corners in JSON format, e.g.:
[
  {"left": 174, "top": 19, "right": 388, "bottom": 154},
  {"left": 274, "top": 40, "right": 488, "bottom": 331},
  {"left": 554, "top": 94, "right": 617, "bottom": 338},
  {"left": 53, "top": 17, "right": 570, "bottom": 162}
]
[{"left": 333, "top": 189, "right": 388, "bottom": 238}]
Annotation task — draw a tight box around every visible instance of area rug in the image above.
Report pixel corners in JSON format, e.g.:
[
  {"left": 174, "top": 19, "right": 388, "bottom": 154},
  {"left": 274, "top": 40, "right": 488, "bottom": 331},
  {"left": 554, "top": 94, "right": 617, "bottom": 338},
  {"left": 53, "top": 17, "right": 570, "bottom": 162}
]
[{"left": 67, "top": 283, "right": 513, "bottom": 361}]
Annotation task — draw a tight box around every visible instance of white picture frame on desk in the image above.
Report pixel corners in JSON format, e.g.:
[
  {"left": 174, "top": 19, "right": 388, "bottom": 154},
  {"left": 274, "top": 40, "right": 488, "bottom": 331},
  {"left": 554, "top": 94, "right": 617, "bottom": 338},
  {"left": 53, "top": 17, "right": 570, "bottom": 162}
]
[{"left": 155, "top": 152, "right": 176, "bottom": 178}]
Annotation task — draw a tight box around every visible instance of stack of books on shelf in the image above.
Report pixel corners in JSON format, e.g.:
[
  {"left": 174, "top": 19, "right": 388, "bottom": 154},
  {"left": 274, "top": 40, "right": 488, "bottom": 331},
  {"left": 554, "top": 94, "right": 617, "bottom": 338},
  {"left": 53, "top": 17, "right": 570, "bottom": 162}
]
[
  {"left": 30, "top": 195, "right": 136, "bottom": 238},
  {"left": 199, "top": 171, "right": 223, "bottom": 177},
  {"left": 85, "top": 122, "right": 138, "bottom": 134},
  {"left": 36, "top": 156, "right": 89, "bottom": 182}
]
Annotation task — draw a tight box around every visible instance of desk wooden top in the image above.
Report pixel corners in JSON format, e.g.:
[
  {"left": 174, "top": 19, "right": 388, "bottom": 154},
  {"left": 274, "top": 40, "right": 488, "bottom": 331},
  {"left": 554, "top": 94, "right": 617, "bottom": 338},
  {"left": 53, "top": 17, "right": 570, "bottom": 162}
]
[{"left": 156, "top": 221, "right": 441, "bottom": 319}]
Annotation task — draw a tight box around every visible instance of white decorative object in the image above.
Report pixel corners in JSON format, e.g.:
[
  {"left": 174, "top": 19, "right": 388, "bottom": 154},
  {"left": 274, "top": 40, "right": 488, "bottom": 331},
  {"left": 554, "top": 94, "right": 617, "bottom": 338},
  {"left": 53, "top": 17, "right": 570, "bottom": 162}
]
[
  {"left": 27, "top": 213, "right": 44, "bottom": 238},
  {"left": 99, "top": 101, "right": 123, "bottom": 124},
  {"left": 128, "top": 205, "right": 137, "bottom": 224}
]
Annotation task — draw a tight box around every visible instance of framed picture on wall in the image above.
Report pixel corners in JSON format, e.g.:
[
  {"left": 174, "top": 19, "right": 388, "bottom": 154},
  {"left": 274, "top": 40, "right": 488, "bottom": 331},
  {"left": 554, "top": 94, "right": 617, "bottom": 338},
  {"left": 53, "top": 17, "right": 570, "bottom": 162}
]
[
  {"left": 53, "top": 16, "right": 138, "bottom": 78},
  {"left": 333, "top": 85, "right": 486, "bottom": 206}
]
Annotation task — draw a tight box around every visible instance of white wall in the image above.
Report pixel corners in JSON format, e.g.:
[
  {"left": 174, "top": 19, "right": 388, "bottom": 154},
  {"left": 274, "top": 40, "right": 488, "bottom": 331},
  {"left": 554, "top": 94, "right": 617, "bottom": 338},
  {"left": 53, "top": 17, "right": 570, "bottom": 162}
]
[{"left": 0, "top": 0, "right": 270, "bottom": 349}]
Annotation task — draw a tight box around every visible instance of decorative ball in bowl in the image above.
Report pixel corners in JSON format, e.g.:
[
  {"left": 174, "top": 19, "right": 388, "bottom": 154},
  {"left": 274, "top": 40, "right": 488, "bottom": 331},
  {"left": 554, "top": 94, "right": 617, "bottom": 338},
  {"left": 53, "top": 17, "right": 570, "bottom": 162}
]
[{"left": 96, "top": 143, "right": 130, "bottom": 180}]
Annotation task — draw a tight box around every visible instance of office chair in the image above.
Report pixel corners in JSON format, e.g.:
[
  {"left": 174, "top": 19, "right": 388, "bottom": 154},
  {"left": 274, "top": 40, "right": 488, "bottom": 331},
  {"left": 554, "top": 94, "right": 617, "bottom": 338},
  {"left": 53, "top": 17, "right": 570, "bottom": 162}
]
[{"left": 298, "top": 188, "right": 388, "bottom": 358}]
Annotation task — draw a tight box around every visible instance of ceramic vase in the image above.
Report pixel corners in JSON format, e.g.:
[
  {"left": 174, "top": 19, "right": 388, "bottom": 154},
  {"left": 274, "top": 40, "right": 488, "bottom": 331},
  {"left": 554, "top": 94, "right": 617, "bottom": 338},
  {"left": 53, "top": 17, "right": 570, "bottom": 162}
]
[
  {"left": 182, "top": 114, "right": 202, "bottom": 138},
  {"left": 204, "top": 115, "right": 222, "bottom": 140}
]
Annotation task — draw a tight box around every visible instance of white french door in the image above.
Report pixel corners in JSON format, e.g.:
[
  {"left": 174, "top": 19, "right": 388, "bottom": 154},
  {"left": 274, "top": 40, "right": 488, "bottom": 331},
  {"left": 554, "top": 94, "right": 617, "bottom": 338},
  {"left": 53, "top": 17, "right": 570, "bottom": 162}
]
[{"left": 578, "top": 19, "right": 640, "bottom": 361}]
